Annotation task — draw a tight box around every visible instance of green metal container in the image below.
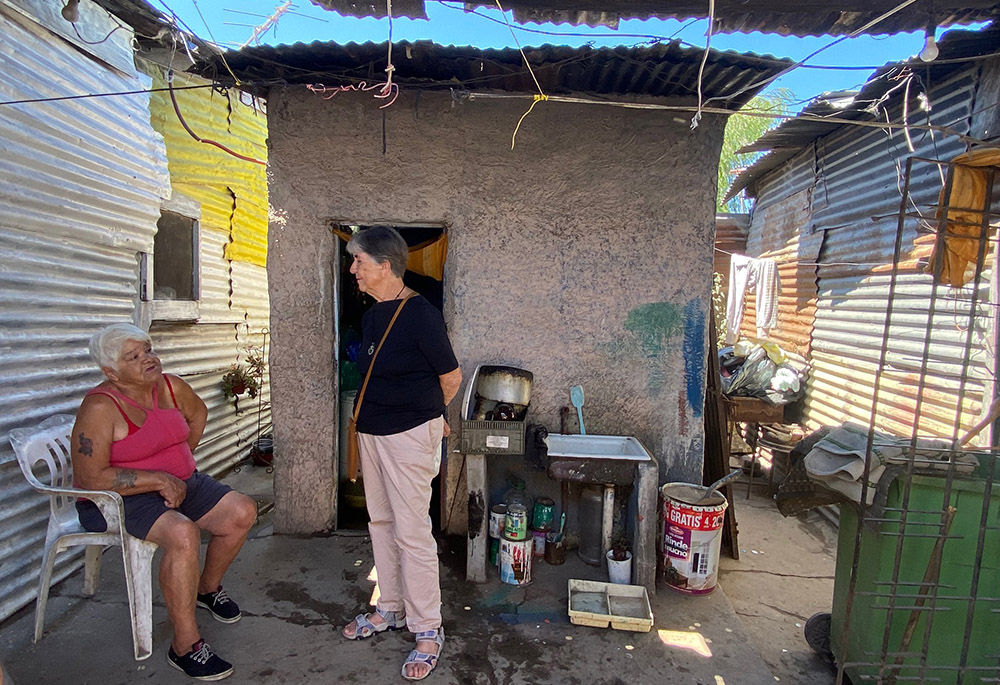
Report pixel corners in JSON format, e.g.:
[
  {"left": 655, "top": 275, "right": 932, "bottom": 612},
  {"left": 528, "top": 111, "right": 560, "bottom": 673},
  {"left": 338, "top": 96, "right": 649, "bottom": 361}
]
[{"left": 831, "top": 473, "right": 1000, "bottom": 684}]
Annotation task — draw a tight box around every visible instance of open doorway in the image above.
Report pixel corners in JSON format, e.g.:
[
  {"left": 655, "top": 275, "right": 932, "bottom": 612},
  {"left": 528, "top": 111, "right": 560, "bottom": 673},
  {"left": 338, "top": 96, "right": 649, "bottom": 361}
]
[{"left": 334, "top": 222, "right": 449, "bottom": 531}]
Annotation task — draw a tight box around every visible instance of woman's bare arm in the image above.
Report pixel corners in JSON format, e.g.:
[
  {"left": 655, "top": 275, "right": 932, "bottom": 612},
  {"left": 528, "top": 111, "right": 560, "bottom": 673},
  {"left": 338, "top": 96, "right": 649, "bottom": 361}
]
[{"left": 166, "top": 374, "right": 208, "bottom": 451}]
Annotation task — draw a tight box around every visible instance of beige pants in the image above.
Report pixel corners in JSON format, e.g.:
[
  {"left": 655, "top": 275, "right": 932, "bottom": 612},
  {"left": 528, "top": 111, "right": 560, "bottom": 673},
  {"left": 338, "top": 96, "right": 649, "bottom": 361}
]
[{"left": 359, "top": 417, "right": 445, "bottom": 633}]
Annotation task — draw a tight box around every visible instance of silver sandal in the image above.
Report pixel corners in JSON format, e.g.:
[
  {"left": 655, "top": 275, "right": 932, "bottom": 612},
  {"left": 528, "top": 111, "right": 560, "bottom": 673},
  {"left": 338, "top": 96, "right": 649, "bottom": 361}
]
[
  {"left": 401, "top": 627, "right": 445, "bottom": 681},
  {"left": 342, "top": 607, "right": 406, "bottom": 640}
]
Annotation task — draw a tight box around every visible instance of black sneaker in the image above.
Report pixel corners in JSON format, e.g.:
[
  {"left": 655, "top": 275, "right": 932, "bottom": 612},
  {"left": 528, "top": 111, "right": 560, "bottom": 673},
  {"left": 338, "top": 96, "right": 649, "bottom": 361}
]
[
  {"left": 167, "top": 639, "right": 234, "bottom": 681},
  {"left": 197, "top": 587, "right": 241, "bottom": 623}
]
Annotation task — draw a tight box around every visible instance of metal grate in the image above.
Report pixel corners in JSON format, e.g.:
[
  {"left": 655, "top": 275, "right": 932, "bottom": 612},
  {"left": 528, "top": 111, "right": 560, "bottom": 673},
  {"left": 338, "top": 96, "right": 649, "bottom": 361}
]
[{"left": 834, "top": 156, "right": 1000, "bottom": 685}]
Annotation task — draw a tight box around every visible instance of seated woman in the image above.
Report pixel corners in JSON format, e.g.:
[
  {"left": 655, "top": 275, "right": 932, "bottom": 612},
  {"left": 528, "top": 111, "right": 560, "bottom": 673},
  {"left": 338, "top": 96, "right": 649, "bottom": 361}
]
[{"left": 72, "top": 323, "right": 257, "bottom": 682}]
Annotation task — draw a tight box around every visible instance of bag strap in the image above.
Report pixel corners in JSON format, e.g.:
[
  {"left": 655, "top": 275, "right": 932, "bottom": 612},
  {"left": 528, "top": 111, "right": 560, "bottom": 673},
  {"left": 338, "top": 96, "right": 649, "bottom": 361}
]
[{"left": 353, "top": 293, "right": 414, "bottom": 422}]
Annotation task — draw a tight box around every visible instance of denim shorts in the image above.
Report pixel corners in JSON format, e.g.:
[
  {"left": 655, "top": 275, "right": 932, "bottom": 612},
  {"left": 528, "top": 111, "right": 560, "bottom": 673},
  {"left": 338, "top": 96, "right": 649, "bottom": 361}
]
[{"left": 76, "top": 472, "right": 232, "bottom": 540}]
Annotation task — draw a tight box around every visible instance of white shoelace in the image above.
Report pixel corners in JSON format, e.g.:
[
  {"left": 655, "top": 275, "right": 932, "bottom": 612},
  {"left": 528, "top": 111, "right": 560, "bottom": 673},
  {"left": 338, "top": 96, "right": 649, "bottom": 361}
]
[{"left": 190, "top": 641, "right": 212, "bottom": 665}]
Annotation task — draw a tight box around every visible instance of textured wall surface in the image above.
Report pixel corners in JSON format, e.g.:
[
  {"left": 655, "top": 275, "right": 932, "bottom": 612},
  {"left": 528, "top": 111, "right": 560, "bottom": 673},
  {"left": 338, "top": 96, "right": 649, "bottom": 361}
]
[{"left": 266, "top": 88, "right": 725, "bottom": 533}]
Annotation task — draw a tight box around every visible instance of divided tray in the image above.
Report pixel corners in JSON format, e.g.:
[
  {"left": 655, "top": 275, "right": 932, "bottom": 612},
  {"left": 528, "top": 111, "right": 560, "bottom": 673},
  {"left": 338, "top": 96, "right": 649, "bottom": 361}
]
[{"left": 567, "top": 579, "right": 653, "bottom": 633}]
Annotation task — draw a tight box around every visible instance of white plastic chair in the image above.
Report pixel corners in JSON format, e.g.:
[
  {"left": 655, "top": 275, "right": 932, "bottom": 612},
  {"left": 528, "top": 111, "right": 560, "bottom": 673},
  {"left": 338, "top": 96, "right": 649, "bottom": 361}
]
[{"left": 9, "top": 415, "right": 158, "bottom": 661}]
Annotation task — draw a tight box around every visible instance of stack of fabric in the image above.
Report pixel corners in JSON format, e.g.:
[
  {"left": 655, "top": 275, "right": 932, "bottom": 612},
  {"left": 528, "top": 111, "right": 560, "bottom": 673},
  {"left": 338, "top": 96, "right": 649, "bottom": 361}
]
[{"left": 803, "top": 424, "right": 978, "bottom": 504}]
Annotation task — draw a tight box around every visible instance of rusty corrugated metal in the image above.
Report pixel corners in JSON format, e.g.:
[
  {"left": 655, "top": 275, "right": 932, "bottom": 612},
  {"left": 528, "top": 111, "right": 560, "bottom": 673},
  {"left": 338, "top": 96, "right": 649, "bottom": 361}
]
[
  {"left": 309, "top": 0, "right": 997, "bottom": 37},
  {"left": 739, "top": 184, "right": 822, "bottom": 358},
  {"left": 739, "top": 55, "right": 995, "bottom": 440},
  {"left": 714, "top": 213, "right": 748, "bottom": 297},
  {"left": 215, "top": 40, "right": 791, "bottom": 109},
  {"left": 143, "top": 65, "right": 268, "bottom": 267},
  {"left": 0, "top": 7, "right": 168, "bottom": 622}
]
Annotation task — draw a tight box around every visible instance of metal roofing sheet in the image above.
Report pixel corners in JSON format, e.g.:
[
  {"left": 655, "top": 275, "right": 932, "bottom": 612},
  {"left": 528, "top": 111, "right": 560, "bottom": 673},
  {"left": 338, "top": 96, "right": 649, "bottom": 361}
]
[
  {"left": 310, "top": 0, "right": 1000, "bottom": 37},
  {"left": 211, "top": 39, "right": 792, "bottom": 108},
  {"left": 726, "top": 25, "right": 1000, "bottom": 200}
]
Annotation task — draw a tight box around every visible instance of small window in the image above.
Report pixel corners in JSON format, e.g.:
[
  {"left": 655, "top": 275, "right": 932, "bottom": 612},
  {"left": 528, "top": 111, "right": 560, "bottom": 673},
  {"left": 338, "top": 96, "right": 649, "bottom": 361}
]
[
  {"left": 140, "top": 200, "right": 201, "bottom": 321},
  {"left": 151, "top": 210, "right": 200, "bottom": 300}
]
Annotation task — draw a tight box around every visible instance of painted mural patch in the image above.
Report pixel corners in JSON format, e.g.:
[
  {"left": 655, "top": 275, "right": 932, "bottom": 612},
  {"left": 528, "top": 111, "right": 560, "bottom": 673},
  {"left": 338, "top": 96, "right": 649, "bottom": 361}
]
[
  {"left": 623, "top": 301, "right": 683, "bottom": 357},
  {"left": 683, "top": 299, "right": 705, "bottom": 418}
]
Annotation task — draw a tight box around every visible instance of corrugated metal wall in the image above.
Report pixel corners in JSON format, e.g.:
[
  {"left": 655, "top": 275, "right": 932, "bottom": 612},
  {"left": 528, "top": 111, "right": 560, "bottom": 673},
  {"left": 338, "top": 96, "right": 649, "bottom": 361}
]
[
  {"left": 0, "top": 6, "right": 167, "bottom": 622},
  {"left": 740, "top": 147, "right": 823, "bottom": 357},
  {"left": 0, "top": 7, "right": 270, "bottom": 623},
  {"left": 743, "top": 63, "right": 995, "bottom": 440}
]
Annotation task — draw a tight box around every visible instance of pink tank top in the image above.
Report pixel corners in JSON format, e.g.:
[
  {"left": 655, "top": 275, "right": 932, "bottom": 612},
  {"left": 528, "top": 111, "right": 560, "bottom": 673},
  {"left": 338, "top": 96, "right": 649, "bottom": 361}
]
[{"left": 86, "top": 378, "right": 196, "bottom": 480}]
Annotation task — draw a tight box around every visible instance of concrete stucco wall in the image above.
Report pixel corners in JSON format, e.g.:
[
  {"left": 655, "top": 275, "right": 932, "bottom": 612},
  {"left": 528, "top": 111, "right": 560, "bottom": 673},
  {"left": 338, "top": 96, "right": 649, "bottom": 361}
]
[{"left": 266, "top": 88, "right": 726, "bottom": 534}]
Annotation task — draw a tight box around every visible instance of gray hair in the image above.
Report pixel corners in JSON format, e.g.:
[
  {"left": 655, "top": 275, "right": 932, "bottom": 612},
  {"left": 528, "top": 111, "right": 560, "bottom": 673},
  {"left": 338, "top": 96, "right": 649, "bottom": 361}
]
[
  {"left": 346, "top": 226, "right": 409, "bottom": 278},
  {"left": 89, "top": 323, "right": 152, "bottom": 370}
]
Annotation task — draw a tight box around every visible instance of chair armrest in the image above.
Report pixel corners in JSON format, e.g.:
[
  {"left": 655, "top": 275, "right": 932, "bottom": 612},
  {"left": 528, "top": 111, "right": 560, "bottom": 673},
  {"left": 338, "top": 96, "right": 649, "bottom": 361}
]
[{"left": 45, "top": 486, "right": 129, "bottom": 536}]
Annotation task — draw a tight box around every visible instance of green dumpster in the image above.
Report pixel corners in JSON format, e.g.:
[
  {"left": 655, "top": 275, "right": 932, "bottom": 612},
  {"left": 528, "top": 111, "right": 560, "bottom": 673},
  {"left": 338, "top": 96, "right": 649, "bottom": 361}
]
[{"left": 829, "top": 472, "right": 1000, "bottom": 684}]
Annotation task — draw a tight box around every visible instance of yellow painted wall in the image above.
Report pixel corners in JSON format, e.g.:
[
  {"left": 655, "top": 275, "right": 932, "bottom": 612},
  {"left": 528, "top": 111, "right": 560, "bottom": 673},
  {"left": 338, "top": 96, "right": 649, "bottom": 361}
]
[{"left": 143, "top": 64, "right": 268, "bottom": 266}]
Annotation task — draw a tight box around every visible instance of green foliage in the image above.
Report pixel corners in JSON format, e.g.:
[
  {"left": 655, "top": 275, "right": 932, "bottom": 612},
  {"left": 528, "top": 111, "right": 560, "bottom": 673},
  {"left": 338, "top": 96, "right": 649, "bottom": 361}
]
[
  {"left": 717, "top": 89, "right": 795, "bottom": 213},
  {"left": 712, "top": 272, "right": 727, "bottom": 348},
  {"left": 221, "top": 344, "right": 265, "bottom": 399}
]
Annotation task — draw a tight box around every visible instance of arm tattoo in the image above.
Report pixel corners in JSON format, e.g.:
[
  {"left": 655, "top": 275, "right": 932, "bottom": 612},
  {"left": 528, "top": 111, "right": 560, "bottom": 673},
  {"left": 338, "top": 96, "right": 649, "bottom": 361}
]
[
  {"left": 113, "top": 470, "right": 138, "bottom": 490},
  {"left": 77, "top": 432, "right": 94, "bottom": 457}
]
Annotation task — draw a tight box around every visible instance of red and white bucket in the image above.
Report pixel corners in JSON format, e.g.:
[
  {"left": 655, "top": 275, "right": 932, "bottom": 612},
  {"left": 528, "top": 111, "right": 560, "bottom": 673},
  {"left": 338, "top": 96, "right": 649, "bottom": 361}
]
[{"left": 661, "top": 483, "right": 728, "bottom": 595}]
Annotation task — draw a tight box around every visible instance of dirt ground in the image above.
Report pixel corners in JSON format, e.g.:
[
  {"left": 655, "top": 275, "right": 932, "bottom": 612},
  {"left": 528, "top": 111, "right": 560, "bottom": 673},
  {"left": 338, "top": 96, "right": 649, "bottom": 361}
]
[{"left": 718, "top": 484, "right": 840, "bottom": 684}]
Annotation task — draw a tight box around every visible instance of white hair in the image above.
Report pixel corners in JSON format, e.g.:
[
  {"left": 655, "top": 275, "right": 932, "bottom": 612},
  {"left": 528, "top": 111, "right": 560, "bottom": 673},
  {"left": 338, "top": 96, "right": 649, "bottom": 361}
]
[{"left": 89, "top": 323, "right": 152, "bottom": 370}]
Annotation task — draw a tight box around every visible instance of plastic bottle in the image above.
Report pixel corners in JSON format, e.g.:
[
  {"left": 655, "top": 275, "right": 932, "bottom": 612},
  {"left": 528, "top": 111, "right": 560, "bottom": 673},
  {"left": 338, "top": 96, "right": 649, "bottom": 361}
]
[{"left": 502, "top": 475, "right": 529, "bottom": 510}]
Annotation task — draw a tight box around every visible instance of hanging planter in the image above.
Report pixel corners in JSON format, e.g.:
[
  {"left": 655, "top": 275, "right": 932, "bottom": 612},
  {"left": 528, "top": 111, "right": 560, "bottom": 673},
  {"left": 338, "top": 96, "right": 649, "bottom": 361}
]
[{"left": 221, "top": 364, "right": 260, "bottom": 399}]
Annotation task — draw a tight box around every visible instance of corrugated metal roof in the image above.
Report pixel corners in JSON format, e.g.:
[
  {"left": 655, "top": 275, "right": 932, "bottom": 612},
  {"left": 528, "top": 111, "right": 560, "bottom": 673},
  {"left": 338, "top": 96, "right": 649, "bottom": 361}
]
[
  {"left": 726, "top": 25, "right": 1000, "bottom": 201},
  {"left": 210, "top": 40, "right": 792, "bottom": 108},
  {"left": 311, "top": 0, "right": 1000, "bottom": 37}
]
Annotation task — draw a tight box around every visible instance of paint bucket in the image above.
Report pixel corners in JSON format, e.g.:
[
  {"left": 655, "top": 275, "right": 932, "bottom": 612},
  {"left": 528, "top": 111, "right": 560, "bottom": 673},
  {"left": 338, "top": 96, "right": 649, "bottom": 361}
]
[
  {"left": 504, "top": 503, "right": 529, "bottom": 541},
  {"left": 489, "top": 504, "right": 507, "bottom": 539},
  {"left": 532, "top": 528, "right": 547, "bottom": 558},
  {"left": 545, "top": 534, "right": 566, "bottom": 565},
  {"left": 661, "top": 483, "right": 728, "bottom": 595},
  {"left": 489, "top": 537, "right": 500, "bottom": 567},
  {"left": 532, "top": 497, "right": 555, "bottom": 531},
  {"left": 499, "top": 532, "right": 533, "bottom": 586}
]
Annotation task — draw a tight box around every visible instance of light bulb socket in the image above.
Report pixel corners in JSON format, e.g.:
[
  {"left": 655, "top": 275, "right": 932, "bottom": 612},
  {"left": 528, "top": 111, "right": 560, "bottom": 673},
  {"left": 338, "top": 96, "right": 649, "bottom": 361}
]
[{"left": 61, "top": 0, "right": 80, "bottom": 23}]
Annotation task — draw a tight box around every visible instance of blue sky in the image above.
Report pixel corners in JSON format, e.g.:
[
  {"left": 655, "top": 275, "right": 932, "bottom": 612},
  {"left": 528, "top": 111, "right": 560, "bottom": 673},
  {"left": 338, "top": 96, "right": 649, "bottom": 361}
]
[{"left": 159, "top": 0, "right": 983, "bottom": 109}]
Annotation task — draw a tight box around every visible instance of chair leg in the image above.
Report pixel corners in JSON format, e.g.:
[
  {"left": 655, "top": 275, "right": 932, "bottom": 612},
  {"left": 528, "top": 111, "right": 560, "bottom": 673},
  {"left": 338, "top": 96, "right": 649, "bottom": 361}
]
[
  {"left": 33, "top": 541, "right": 61, "bottom": 642},
  {"left": 122, "top": 539, "right": 158, "bottom": 661},
  {"left": 83, "top": 545, "right": 103, "bottom": 596}
]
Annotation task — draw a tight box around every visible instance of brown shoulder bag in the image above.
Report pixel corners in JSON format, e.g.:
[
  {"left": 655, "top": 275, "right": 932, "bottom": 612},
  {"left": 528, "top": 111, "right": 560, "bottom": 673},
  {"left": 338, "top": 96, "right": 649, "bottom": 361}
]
[{"left": 345, "top": 293, "right": 414, "bottom": 483}]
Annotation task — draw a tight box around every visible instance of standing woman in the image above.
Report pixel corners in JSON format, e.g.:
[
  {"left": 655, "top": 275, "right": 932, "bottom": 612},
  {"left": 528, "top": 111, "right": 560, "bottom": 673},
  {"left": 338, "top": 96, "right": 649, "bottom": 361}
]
[{"left": 340, "top": 226, "right": 462, "bottom": 681}]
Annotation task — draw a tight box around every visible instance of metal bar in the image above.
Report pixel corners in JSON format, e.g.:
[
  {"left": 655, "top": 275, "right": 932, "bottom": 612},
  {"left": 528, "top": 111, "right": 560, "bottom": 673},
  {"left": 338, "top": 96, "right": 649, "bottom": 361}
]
[
  {"left": 837, "top": 155, "right": 917, "bottom": 685},
  {"left": 956, "top": 164, "right": 998, "bottom": 685},
  {"left": 881, "top": 159, "right": 958, "bottom": 685}
]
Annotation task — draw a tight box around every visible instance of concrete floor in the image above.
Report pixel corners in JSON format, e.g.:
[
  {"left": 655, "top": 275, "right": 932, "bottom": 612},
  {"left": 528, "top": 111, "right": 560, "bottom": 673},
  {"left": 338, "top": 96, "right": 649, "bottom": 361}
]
[{"left": 0, "top": 467, "right": 839, "bottom": 685}]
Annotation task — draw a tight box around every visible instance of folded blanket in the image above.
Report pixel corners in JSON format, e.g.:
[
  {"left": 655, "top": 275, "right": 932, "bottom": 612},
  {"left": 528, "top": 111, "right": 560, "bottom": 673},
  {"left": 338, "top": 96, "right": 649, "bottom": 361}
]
[{"left": 804, "top": 424, "right": 977, "bottom": 504}]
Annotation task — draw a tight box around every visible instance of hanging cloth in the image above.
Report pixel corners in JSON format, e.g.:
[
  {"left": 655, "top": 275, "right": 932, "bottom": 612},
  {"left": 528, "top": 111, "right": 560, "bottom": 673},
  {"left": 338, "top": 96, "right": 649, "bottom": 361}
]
[
  {"left": 928, "top": 147, "right": 1000, "bottom": 288},
  {"left": 725, "top": 255, "right": 780, "bottom": 344}
]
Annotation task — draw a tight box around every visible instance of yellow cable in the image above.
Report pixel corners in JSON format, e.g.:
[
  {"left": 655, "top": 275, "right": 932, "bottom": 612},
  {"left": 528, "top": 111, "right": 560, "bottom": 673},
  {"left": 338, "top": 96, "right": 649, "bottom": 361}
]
[{"left": 494, "top": 0, "right": 547, "bottom": 150}]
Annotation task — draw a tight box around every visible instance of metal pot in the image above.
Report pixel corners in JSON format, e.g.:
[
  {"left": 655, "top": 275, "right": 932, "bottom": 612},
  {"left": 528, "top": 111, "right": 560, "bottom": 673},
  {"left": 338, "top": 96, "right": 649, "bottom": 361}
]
[{"left": 475, "top": 365, "right": 533, "bottom": 406}]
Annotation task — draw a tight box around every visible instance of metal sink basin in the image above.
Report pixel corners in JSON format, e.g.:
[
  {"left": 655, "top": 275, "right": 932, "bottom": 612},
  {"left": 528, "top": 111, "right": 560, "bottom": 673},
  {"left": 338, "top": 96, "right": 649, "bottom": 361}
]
[{"left": 544, "top": 434, "right": 652, "bottom": 485}]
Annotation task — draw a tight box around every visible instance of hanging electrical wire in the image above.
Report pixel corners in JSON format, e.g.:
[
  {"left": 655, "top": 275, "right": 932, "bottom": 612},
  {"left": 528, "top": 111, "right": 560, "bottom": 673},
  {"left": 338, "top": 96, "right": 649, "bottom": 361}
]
[
  {"left": 689, "top": 0, "right": 713, "bottom": 130},
  {"left": 167, "top": 70, "right": 265, "bottom": 165}
]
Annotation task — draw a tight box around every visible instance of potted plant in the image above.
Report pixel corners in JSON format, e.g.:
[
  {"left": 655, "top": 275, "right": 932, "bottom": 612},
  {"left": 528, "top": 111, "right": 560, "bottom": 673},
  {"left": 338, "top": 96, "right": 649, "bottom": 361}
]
[
  {"left": 607, "top": 532, "right": 632, "bottom": 585},
  {"left": 221, "top": 364, "right": 259, "bottom": 399}
]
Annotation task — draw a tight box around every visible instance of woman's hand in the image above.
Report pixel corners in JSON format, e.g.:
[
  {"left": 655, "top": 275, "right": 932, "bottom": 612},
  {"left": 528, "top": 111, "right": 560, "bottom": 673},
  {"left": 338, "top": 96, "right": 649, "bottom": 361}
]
[
  {"left": 157, "top": 473, "right": 188, "bottom": 508},
  {"left": 442, "top": 419, "right": 451, "bottom": 438}
]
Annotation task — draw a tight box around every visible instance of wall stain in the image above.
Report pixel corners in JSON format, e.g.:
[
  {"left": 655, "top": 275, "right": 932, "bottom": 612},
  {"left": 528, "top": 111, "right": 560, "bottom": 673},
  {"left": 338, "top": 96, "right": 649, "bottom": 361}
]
[
  {"left": 623, "top": 302, "right": 683, "bottom": 357},
  {"left": 468, "top": 490, "right": 485, "bottom": 539},
  {"left": 683, "top": 299, "right": 705, "bottom": 418}
]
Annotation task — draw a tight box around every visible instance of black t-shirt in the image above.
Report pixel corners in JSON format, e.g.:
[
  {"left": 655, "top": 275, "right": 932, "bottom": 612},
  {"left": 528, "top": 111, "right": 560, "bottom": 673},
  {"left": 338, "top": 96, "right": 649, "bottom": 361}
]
[{"left": 355, "top": 295, "right": 460, "bottom": 435}]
